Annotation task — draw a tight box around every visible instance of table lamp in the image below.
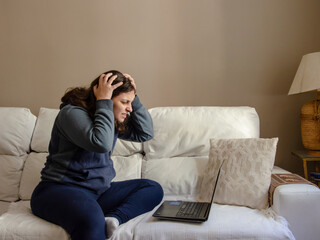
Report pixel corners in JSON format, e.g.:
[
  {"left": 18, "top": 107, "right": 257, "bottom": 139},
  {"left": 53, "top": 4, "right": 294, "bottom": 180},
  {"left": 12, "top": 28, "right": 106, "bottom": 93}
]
[{"left": 288, "top": 52, "right": 320, "bottom": 150}]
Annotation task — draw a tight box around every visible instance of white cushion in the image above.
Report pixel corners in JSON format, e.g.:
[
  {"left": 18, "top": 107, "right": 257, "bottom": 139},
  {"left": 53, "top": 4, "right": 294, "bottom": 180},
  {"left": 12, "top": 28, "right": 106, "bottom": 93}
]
[
  {"left": 31, "top": 108, "right": 59, "bottom": 153},
  {"left": 112, "top": 139, "right": 142, "bottom": 157},
  {"left": 0, "top": 201, "right": 69, "bottom": 240},
  {"left": 122, "top": 204, "right": 294, "bottom": 240},
  {"left": 19, "top": 152, "right": 47, "bottom": 200},
  {"left": 0, "top": 201, "right": 295, "bottom": 240},
  {"left": 142, "top": 157, "right": 209, "bottom": 199},
  {"left": 0, "top": 108, "right": 36, "bottom": 156},
  {"left": 144, "top": 107, "right": 259, "bottom": 159},
  {"left": 112, "top": 154, "right": 142, "bottom": 181},
  {"left": 0, "top": 155, "right": 27, "bottom": 202},
  {"left": 201, "top": 138, "right": 278, "bottom": 209},
  {"left": 0, "top": 201, "right": 10, "bottom": 215}
]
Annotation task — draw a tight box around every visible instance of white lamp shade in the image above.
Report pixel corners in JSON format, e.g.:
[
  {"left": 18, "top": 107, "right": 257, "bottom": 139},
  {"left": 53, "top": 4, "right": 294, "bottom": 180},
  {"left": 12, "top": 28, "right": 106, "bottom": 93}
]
[{"left": 288, "top": 52, "right": 320, "bottom": 95}]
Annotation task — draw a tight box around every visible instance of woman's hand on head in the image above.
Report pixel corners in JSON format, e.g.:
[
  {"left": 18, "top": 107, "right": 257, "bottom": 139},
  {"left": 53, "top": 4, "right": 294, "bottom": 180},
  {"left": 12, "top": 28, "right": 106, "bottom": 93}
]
[
  {"left": 93, "top": 73, "right": 123, "bottom": 100},
  {"left": 123, "top": 73, "right": 136, "bottom": 91}
]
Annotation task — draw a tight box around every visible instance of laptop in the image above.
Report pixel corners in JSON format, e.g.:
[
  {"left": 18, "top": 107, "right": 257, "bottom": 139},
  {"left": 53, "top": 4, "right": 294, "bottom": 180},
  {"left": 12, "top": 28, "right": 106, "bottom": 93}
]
[{"left": 152, "top": 160, "right": 225, "bottom": 223}]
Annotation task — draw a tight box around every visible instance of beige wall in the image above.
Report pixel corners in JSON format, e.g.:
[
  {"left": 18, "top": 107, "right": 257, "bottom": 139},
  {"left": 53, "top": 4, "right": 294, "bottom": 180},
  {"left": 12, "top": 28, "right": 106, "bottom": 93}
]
[{"left": 1, "top": 0, "right": 320, "bottom": 174}]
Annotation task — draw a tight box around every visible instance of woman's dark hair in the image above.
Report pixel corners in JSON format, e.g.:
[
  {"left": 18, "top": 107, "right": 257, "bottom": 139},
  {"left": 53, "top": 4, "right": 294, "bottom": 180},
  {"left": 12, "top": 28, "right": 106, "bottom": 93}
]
[{"left": 61, "top": 70, "right": 135, "bottom": 131}]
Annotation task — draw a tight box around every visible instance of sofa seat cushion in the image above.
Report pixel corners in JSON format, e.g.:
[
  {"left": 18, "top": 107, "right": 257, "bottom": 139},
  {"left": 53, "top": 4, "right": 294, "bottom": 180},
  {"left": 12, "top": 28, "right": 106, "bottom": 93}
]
[
  {"left": 0, "top": 200, "right": 294, "bottom": 240},
  {"left": 121, "top": 203, "right": 294, "bottom": 240},
  {"left": 0, "top": 201, "right": 10, "bottom": 216},
  {"left": 0, "top": 201, "right": 69, "bottom": 240}
]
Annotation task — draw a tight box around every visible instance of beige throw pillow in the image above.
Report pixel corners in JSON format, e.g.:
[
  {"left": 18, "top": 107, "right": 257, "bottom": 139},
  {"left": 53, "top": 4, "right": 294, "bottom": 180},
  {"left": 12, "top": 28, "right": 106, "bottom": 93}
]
[{"left": 200, "top": 138, "right": 278, "bottom": 209}]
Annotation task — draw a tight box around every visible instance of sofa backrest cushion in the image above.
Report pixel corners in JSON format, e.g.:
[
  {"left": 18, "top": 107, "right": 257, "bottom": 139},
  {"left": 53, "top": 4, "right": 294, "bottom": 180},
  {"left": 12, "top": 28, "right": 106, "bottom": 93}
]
[
  {"left": 31, "top": 108, "right": 59, "bottom": 152},
  {"left": 19, "top": 152, "right": 46, "bottom": 200},
  {"left": 0, "top": 155, "right": 27, "bottom": 202},
  {"left": 0, "top": 107, "right": 36, "bottom": 202},
  {"left": 112, "top": 141, "right": 143, "bottom": 157},
  {"left": 144, "top": 107, "right": 260, "bottom": 159},
  {"left": 30, "top": 107, "right": 142, "bottom": 156},
  {"left": 142, "top": 156, "right": 209, "bottom": 200},
  {"left": 0, "top": 108, "right": 36, "bottom": 156}
]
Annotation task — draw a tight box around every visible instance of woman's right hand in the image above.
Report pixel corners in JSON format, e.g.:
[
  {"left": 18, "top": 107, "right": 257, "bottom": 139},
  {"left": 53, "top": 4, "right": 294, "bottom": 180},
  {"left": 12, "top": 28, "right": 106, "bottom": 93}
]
[{"left": 93, "top": 73, "right": 123, "bottom": 100}]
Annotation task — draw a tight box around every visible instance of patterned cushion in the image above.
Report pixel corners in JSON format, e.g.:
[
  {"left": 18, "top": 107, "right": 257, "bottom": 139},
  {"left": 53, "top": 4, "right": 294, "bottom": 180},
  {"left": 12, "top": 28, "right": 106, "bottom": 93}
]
[{"left": 200, "top": 138, "right": 278, "bottom": 209}]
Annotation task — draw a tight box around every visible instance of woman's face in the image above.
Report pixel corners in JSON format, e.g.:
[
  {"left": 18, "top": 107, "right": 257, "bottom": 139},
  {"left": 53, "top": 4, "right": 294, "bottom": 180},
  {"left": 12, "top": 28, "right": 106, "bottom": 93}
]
[{"left": 112, "top": 90, "right": 136, "bottom": 123}]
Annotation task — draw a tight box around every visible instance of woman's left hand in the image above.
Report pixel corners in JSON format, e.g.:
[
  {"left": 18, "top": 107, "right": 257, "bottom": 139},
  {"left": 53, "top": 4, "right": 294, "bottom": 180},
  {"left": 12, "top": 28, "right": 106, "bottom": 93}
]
[{"left": 123, "top": 73, "right": 136, "bottom": 91}]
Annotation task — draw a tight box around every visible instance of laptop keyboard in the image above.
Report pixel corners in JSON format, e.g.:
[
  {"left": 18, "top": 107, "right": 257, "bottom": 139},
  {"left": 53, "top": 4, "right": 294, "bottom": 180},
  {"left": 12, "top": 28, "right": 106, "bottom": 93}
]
[{"left": 176, "top": 202, "right": 204, "bottom": 218}]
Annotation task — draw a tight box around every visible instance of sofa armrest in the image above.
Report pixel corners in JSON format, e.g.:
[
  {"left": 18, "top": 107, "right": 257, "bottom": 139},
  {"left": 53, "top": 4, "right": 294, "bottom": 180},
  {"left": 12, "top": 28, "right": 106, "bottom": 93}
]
[{"left": 271, "top": 184, "right": 320, "bottom": 240}]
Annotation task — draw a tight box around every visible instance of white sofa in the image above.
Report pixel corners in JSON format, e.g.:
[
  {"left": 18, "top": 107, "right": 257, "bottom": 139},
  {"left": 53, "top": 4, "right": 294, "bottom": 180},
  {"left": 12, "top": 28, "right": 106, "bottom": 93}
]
[{"left": 0, "top": 106, "right": 319, "bottom": 240}]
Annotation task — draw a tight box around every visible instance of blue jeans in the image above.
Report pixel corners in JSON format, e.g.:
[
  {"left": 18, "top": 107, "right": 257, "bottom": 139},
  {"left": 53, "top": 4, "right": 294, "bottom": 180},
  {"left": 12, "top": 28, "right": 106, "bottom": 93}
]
[{"left": 31, "top": 179, "right": 163, "bottom": 240}]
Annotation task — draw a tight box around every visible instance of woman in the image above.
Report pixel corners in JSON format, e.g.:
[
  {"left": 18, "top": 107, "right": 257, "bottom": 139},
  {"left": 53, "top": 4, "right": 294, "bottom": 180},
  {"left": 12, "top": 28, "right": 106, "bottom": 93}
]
[{"left": 31, "top": 70, "right": 163, "bottom": 240}]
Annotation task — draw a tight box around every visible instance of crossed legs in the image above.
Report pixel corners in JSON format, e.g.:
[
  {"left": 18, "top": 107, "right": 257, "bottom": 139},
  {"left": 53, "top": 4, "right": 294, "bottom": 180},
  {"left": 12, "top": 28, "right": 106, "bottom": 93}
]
[{"left": 31, "top": 179, "right": 163, "bottom": 240}]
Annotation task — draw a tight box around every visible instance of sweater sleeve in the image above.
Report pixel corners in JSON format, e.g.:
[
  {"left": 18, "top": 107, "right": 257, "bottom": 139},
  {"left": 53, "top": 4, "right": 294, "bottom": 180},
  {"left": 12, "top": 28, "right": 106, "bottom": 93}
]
[
  {"left": 118, "top": 95, "right": 154, "bottom": 142},
  {"left": 56, "top": 100, "right": 115, "bottom": 153}
]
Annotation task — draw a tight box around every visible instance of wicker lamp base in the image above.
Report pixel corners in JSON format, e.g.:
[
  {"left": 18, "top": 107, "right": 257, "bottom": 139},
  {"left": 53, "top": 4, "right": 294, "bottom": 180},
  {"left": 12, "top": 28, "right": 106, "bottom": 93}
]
[{"left": 301, "top": 92, "right": 320, "bottom": 150}]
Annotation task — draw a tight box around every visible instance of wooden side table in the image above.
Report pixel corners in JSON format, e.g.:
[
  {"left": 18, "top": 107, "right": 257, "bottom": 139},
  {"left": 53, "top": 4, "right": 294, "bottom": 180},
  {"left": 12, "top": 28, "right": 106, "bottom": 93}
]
[{"left": 292, "top": 150, "right": 320, "bottom": 187}]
